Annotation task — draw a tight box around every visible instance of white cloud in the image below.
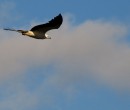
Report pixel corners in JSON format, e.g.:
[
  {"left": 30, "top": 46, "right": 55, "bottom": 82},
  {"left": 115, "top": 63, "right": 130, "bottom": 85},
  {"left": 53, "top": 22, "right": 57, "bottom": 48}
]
[
  {"left": 44, "top": 20, "right": 130, "bottom": 90},
  {"left": 0, "top": 14, "right": 130, "bottom": 109},
  {"left": 0, "top": 16, "right": 129, "bottom": 88}
]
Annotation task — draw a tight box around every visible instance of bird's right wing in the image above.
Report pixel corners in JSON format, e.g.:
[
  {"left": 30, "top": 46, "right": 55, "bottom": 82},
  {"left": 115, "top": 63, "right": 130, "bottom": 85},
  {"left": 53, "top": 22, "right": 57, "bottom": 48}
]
[{"left": 30, "top": 14, "right": 63, "bottom": 33}]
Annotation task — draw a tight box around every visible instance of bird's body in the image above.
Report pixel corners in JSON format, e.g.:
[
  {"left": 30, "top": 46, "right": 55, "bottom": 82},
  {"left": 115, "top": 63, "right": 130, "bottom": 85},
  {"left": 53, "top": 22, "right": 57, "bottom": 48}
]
[
  {"left": 22, "top": 31, "right": 50, "bottom": 39},
  {"left": 22, "top": 31, "right": 35, "bottom": 37},
  {"left": 4, "top": 14, "right": 63, "bottom": 39}
]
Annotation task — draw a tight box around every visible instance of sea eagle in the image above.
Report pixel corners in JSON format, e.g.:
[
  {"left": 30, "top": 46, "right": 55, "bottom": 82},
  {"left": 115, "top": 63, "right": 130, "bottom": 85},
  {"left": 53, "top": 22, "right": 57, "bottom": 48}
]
[{"left": 4, "top": 14, "right": 63, "bottom": 39}]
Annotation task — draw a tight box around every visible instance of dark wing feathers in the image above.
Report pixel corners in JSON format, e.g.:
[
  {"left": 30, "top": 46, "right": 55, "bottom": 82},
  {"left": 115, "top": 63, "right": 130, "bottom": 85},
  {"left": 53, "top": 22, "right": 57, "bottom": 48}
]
[
  {"left": 3, "top": 28, "right": 27, "bottom": 33},
  {"left": 3, "top": 28, "right": 18, "bottom": 32},
  {"left": 3, "top": 14, "right": 63, "bottom": 35},
  {"left": 30, "top": 14, "right": 63, "bottom": 33}
]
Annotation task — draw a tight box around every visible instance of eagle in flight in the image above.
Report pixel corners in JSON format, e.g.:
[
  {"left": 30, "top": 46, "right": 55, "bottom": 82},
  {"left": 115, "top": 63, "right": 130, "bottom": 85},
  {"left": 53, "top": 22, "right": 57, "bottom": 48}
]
[{"left": 4, "top": 14, "right": 63, "bottom": 39}]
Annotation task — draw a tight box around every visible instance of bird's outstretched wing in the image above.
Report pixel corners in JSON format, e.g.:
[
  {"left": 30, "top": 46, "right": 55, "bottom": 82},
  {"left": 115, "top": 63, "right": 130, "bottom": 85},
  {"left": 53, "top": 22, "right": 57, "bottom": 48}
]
[
  {"left": 4, "top": 28, "right": 27, "bottom": 33},
  {"left": 4, "top": 28, "right": 18, "bottom": 32},
  {"left": 30, "top": 14, "right": 63, "bottom": 33}
]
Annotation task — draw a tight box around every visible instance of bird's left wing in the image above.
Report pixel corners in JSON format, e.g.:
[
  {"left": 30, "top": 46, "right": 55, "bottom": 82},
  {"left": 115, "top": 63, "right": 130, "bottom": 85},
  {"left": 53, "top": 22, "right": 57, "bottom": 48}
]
[
  {"left": 4, "top": 28, "right": 27, "bottom": 33},
  {"left": 4, "top": 28, "right": 18, "bottom": 32},
  {"left": 30, "top": 14, "right": 63, "bottom": 33}
]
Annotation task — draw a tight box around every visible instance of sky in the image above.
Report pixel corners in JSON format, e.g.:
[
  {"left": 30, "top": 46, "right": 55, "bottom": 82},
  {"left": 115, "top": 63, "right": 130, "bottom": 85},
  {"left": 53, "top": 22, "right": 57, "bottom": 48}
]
[{"left": 0, "top": 0, "right": 130, "bottom": 110}]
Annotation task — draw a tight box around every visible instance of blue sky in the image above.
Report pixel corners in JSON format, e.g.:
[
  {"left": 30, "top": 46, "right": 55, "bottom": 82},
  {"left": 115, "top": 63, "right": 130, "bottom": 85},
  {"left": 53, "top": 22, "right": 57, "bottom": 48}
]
[
  {"left": 1, "top": 0, "right": 130, "bottom": 26},
  {"left": 0, "top": 0, "right": 130, "bottom": 110}
]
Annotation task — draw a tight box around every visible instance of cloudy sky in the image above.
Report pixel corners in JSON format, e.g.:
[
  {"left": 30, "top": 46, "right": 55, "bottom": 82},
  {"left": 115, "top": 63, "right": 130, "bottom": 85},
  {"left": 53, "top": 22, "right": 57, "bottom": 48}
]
[{"left": 0, "top": 0, "right": 130, "bottom": 110}]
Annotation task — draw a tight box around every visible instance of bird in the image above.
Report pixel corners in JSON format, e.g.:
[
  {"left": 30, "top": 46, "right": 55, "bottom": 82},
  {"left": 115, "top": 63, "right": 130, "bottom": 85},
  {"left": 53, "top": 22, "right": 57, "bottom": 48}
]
[{"left": 4, "top": 14, "right": 63, "bottom": 39}]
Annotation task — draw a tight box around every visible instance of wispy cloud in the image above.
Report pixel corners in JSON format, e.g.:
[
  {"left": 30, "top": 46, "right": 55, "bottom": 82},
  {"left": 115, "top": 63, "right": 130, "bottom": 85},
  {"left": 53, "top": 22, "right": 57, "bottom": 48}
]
[
  {"left": 0, "top": 14, "right": 130, "bottom": 109},
  {"left": 45, "top": 19, "right": 130, "bottom": 90}
]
